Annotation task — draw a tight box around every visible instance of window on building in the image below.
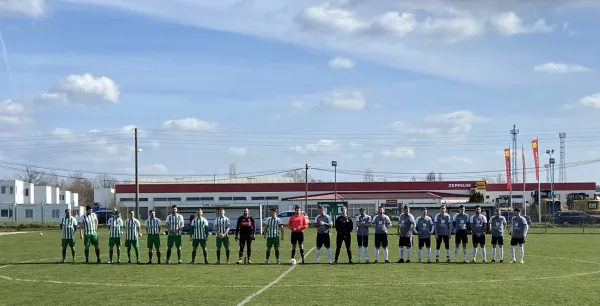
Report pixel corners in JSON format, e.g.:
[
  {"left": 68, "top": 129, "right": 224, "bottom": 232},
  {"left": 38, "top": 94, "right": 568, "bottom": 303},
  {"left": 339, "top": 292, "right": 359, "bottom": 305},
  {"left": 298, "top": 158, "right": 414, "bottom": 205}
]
[
  {"left": 265, "top": 196, "right": 279, "bottom": 200},
  {"left": 232, "top": 197, "right": 246, "bottom": 201},
  {"left": 0, "top": 186, "right": 5, "bottom": 194},
  {"left": 0, "top": 209, "right": 9, "bottom": 218},
  {"left": 52, "top": 209, "right": 60, "bottom": 218},
  {"left": 120, "top": 198, "right": 134, "bottom": 202},
  {"left": 140, "top": 198, "right": 148, "bottom": 202},
  {"left": 186, "top": 197, "right": 200, "bottom": 201},
  {"left": 25, "top": 188, "right": 29, "bottom": 197},
  {"left": 167, "top": 197, "right": 181, "bottom": 201},
  {"left": 153, "top": 198, "right": 167, "bottom": 201},
  {"left": 59, "top": 194, "right": 65, "bottom": 201},
  {"left": 25, "top": 209, "right": 33, "bottom": 219},
  {"left": 219, "top": 197, "right": 233, "bottom": 201},
  {"left": 200, "top": 197, "right": 214, "bottom": 201},
  {"left": 251, "top": 197, "right": 265, "bottom": 201},
  {"left": 9, "top": 186, "right": 14, "bottom": 194}
]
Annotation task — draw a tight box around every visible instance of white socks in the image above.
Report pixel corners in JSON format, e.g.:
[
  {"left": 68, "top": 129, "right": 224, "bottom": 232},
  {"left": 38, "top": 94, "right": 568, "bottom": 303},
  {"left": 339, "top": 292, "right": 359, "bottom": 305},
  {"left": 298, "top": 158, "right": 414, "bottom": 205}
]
[
  {"left": 383, "top": 248, "right": 389, "bottom": 260},
  {"left": 510, "top": 246, "right": 524, "bottom": 261},
  {"left": 316, "top": 249, "right": 321, "bottom": 261},
  {"left": 364, "top": 247, "right": 369, "bottom": 260},
  {"left": 374, "top": 248, "right": 379, "bottom": 260},
  {"left": 492, "top": 247, "right": 504, "bottom": 260},
  {"left": 455, "top": 247, "right": 467, "bottom": 261},
  {"left": 427, "top": 248, "right": 431, "bottom": 260},
  {"left": 481, "top": 247, "right": 486, "bottom": 260},
  {"left": 400, "top": 248, "right": 404, "bottom": 259},
  {"left": 327, "top": 248, "right": 332, "bottom": 261},
  {"left": 358, "top": 247, "right": 362, "bottom": 261},
  {"left": 472, "top": 248, "right": 478, "bottom": 259}
]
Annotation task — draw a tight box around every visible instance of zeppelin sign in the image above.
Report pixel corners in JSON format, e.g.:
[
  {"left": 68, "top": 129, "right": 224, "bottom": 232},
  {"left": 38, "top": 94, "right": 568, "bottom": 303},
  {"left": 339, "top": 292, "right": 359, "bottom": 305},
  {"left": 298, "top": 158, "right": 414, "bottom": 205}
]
[{"left": 448, "top": 183, "right": 472, "bottom": 188}]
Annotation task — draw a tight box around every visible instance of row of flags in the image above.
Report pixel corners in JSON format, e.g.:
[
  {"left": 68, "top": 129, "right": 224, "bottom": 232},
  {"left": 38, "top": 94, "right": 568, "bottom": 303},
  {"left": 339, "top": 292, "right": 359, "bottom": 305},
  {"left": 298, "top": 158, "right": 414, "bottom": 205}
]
[{"left": 503, "top": 139, "right": 540, "bottom": 190}]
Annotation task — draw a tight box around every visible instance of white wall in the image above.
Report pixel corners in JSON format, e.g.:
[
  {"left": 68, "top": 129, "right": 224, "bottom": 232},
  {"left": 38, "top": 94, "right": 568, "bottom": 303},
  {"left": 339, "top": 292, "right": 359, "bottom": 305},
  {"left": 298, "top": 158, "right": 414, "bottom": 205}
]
[
  {"left": 23, "top": 183, "right": 35, "bottom": 204},
  {"left": 94, "top": 188, "right": 115, "bottom": 208},
  {"left": 50, "top": 187, "right": 60, "bottom": 205},
  {"left": 59, "top": 191, "right": 71, "bottom": 205},
  {"left": 72, "top": 193, "right": 79, "bottom": 206},
  {"left": 34, "top": 186, "right": 53, "bottom": 204},
  {"left": 12, "top": 203, "right": 73, "bottom": 222},
  {"left": 0, "top": 180, "right": 25, "bottom": 204}
]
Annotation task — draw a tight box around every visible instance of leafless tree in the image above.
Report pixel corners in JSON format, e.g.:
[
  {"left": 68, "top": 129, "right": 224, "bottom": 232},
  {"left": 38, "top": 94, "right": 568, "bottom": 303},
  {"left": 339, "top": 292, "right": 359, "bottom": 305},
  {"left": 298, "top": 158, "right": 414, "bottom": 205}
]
[
  {"left": 66, "top": 172, "right": 94, "bottom": 206},
  {"left": 282, "top": 169, "right": 315, "bottom": 183},
  {"left": 15, "top": 167, "right": 46, "bottom": 184},
  {"left": 363, "top": 169, "right": 375, "bottom": 182},
  {"left": 425, "top": 171, "right": 436, "bottom": 181},
  {"left": 494, "top": 174, "right": 504, "bottom": 184},
  {"left": 410, "top": 176, "right": 417, "bottom": 181},
  {"left": 437, "top": 172, "right": 442, "bottom": 181},
  {"left": 94, "top": 174, "right": 118, "bottom": 188}
]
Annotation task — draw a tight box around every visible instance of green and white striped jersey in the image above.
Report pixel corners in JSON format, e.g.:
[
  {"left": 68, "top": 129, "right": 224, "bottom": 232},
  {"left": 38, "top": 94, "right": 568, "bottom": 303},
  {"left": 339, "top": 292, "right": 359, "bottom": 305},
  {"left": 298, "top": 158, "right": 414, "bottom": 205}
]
[
  {"left": 191, "top": 217, "right": 209, "bottom": 240},
  {"left": 125, "top": 218, "right": 141, "bottom": 240},
  {"left": 108, "top": 217, "right": 124, "bottom": 238},
  {"left": 79, "top": 213, "right": 98, "bottom": 235},
  {"left": 264, "top": 217, "right": 283, "bottom": 238},
  {"left": 145, "top": 218, "right": 161, "bottom": 234},
  {"left": 60, "top": 216, "right": 78, "bottom": 239},
  {"left": 166, "top": 213, "right": 184, "bottom": 235},
  {"left": 214, "top": 216, "right": 230, "bottom": 235}
]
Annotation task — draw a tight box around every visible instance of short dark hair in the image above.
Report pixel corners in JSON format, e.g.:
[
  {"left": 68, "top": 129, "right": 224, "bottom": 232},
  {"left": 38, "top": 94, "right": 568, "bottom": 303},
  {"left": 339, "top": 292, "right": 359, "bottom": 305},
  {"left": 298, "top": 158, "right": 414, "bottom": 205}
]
[
  {"left": 440, "top": 205, "right": 446, "bottom": 209},
  {"left": 459, "top": 205, "right": 465, "bottom": 209},
  {"left": 85, "top": 205, "right": 92, "bottom": 210},
  {"left": 474, "top": 205, "right": 481, "bottom": 209},
  {"left": 359, "top": 207, "right": 365, "bottom": 211},
  {"left": 171, "top": 205, "right": 177, "bottom": 209},
  {"left": 270, "top": 208, "right": 277, "bottom": 212},
  {"left": 403, "top": 205, "right": 409, "bottom": 209},
  {"left": 219, "top": 207, "right": 225, "bottom": 211},
  {"left": 149, "top": 210, "right": 154, "bottom": 214},
  {"left": 421, "top": 207, "right": 427, "bottom": 211},
  {"left": 115, "top": 211, "right": 121, "bottom": 215},
  {"left": 65, "top": 208, "right": 70, "bottom": 213},
  {"left": 514, "top": 207, "right": 521, "bottom": 212},
  {"left": 129, "top": 209, "right": 134, "bottom": 213},
  {"left": 295, "top": 206, "right": 300, "bottom": 209}
]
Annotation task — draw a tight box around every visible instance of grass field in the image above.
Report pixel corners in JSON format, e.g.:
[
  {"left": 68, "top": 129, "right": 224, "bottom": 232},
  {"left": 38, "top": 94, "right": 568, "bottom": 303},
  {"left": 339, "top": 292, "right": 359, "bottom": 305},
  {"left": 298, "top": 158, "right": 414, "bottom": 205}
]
[{"left": 1, "top": 229, "right": 599, "bottom": 306}]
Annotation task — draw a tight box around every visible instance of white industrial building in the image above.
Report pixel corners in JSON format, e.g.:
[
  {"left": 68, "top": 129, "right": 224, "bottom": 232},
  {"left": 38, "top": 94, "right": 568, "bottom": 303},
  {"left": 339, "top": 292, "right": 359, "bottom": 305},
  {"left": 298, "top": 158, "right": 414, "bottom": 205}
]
[{"left": 0, "top": 180, "right": 81, "bottom": 223}]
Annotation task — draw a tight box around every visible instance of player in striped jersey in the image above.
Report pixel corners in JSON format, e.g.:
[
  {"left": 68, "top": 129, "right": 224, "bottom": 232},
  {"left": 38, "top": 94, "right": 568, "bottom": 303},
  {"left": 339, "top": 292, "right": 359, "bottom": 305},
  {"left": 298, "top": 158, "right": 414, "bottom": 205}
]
[
  {"left": 213, "top": 207, "right": 231, "bottom": 264},
  {"left": 125, "top": 210, "right": 141, "bottom": 264},
  {"left": 79, "top": 205, "right": 101, "bottom": 263},
  {"left": 60, "top": 209, "right": 78, "bottom": 263},
  {"left": 190, "top": 208, "right": 210, "bottom": 264},
  {"left": 165, "top": 205, "right": 185, "bottom": 264},
  {"left": 145, "top": 210, "right": 162, "bottom": 264},
  {"left": 262, "top": 208, "right": 284, "bottom": 264},
  {"left": 107, "top": 211, "right": 124, "bottom": 263}
]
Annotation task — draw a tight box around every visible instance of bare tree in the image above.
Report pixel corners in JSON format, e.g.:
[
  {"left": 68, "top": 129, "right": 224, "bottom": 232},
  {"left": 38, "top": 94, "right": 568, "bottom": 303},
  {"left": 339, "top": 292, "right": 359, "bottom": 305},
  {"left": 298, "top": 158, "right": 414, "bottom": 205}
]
[
  {"left": 282, "top": 169, "right": 315, "bottom": 183},
  {"left": 363, "top": 169, "right": 375, "bottom": 182},
  {"left": 437, "top": 172, "right": 442, "bottom": 181},
  {"left": 425, "top": 171, "right": 436, "bottom": 181},
  {"left": 494, "top": 174, "right": 504, "bottom": 184},
  {"left": 94, "top": 174, "right": 118, "bottom": 189},
  {"left": 410, "top": 176, "right": 417, "bottom": 181},
  {"left": 66, "top": 172, "right": 94, "bottom": 206},
  {"left": 15, "top": 167, "right": 46, "bottom": 184}
]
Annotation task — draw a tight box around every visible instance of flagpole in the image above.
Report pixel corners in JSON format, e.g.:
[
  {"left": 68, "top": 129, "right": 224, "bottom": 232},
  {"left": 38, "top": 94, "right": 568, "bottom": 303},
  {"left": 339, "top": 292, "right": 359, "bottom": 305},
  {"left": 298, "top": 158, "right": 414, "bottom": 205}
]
[
  {"left": 537, "top": 137, "right": 541, "bottom": 223},
  {"left": 509, "top": 146, "right": 513, "bottom": 210},
  {"left": 522, "top": 145, "right": 526, "bottom": 215}
]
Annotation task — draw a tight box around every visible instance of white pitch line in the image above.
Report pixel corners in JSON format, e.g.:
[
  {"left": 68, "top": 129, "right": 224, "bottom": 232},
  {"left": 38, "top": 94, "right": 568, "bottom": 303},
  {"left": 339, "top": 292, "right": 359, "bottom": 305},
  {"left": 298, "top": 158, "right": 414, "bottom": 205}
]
[
  {"left": 0, "top": 232, "right": 29, "bottom": 237},
  {"left": 237, "top": 247, "right": 315, "bottom": 306}
]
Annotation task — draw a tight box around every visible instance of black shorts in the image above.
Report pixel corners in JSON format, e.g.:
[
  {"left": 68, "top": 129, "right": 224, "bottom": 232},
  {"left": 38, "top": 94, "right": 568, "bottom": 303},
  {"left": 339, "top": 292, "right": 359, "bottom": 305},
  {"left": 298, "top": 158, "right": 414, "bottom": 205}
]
[
  {"left": 239, "top": 236, "right": 253, "bottom": 247},
  {"left": 435, "top": 235, "right": 450, "bottom": 249},
  {"left": 491, "top": 236, "right": 504, "bottom": 246},
  {"left": 418, "top": 237, "right": 431, "bottom": 248},
  {"left": 316, "top": 233, "right": 331, "bottom": 248},
  {"left": 357, "top": 235, "right": 369, "bottom": 247},
  {"left": 472, "top": 234, "right": 486, "bottom": 246},
  {"left": 510, "top": 237, "right": 525, "bottom": 246},
  {"left": 290, "top": 232, "right": 304, "bottom": 245},
  {"left": 374, "top": 233, "right": 388, "bottom": 248},
  {"left": 398, "top": 236, "right": 412, "bottom": 247},
  {"left": 455, "top": 230, "right": 468, "bottom": 245}
]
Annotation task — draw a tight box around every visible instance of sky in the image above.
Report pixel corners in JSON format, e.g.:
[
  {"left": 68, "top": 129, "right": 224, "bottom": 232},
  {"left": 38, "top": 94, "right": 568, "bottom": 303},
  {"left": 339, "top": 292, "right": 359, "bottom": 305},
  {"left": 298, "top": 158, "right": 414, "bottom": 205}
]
[{"left": 0, "top": 0, "right": 599, "bottom": 184}]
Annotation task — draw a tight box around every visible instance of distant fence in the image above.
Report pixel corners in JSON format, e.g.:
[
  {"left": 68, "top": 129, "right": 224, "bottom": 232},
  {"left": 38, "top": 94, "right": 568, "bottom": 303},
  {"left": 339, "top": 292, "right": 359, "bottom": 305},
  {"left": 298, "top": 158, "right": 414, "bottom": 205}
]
[{"left": 528, "top": 223, "right": 600, "bottom": 234}]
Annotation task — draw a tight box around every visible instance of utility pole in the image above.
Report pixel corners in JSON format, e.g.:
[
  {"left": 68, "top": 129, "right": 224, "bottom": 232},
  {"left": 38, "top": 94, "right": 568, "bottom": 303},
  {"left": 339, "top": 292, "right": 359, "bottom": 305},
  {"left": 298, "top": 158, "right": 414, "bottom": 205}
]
[
  {"left": 305, "top": 164, "right": 309, "bottom": 213},
  {"left": 510, "top": 124, "right": 519, "bottom": 184},
  {"left": 134, "top": 128, "right": 139, "bottom": 217}
]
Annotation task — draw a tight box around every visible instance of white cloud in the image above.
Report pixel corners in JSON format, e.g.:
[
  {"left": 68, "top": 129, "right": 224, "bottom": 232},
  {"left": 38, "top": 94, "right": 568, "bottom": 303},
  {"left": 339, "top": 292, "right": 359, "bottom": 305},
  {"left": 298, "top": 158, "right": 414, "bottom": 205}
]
[
  {"left": 328, "top": 56, "right": 354, "bottom": 69},
  {"left": 33, "top": 73, "right": 121, "bottom": 107},
  {"left": 298, "top": 5, "right": 370, "bottom": 34},
  {"left": 162, "top": 118, "right": 218, "bottom": 132},
  {"left": 439, "top": 156, "right": 473, "bottom": 164},
  {"left": 140, "top": 163, "right": 168, "bottom": 174},
  {"left": 0, "top": 99, "right": 29, "bottom": 127},
  {"left": 533, "top": 62, "right": 593, "bottom": 74},
  {"left": 0, "top": 0, "right": 47, "bottom": 17},
  {"left": 490, "top": 11, "right": 554, "bottom": 36},
  {"left": 419, "top": 16, "right": 485, "bottom": 42},
  {"left": 290, "top": 139, "right": 340, "bottom": 154},
  {"left": 392, "top": 110, "right": 489, "bottom": 137},
  {"left": 228, "top": 147, "right": 247, "bottom": 155},
  {"left": 322, "top": 90, "right": 365, "bottom": 110},
  {"left": 576, "top": 93, "right": 600, "bottom": 109},
  {"left": 382, "top": 147, "right": 415, "bottom": 158},
  {"left": 290, "top": 101, "right": 311, "bottom": 109},
  {"left": 371, "top": 12, "right": 418, "bottom": 37}
]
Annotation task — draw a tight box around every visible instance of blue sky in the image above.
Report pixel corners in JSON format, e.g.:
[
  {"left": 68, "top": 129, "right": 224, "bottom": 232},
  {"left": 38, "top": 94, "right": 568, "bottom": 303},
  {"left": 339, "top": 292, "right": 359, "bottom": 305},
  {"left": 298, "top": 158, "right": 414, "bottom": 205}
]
[{"left": 0, "top": 0, "right": 599, "bottom": 183}]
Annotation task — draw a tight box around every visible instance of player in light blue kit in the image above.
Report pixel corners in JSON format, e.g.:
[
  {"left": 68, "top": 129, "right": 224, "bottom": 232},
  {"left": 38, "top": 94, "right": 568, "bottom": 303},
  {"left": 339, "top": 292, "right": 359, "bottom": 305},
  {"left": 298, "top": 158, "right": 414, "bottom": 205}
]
[
  {"left": 396, "top": 205, "right": 415, "bottom": 263},
  {"left": 356, "top": 208, "right": 372, "bottom": 263},
  {"left": 469, "top": 205, "right": 488, "bottom": 263},
  {"left": 433, "top": 205, "right": 452, "bottom": 263},
  {"left": 510, "top": 208, "right": 529, "bottom": 264},
  {"left": 489, "top": 209, "right": 507, "bottom": 263},
  {"left": 415, "top": 208, "right": 434, "bottom": 263},
  {"left": 453, "top": 205, "right": 469, "bottom": 263}
]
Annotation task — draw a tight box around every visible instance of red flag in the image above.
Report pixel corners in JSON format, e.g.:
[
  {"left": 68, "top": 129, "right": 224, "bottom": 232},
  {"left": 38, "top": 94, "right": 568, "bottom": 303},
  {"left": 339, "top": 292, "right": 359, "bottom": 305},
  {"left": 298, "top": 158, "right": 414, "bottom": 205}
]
[
  {"left": 531, "top": 139, "right": 540, "bottom": 181},
  {"left": 504, "top": 148, "right": 511, "bottom": 190}
]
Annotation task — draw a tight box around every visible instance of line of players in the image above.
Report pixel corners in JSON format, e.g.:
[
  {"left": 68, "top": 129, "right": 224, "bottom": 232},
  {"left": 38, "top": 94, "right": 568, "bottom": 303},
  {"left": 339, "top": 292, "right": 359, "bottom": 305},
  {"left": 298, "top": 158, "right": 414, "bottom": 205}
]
[{"left": 58, "top": 203, "right": 528, "bottom": 264}]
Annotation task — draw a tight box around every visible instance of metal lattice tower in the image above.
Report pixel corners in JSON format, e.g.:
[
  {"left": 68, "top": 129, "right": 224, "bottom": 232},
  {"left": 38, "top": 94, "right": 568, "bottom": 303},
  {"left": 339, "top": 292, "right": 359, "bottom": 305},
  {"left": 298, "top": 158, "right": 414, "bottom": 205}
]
[
  {"left": 510, "top": 125, "right": 519, "bottom": 183},
  {"left": 559, "top": 132, "right": 566, "bottom": 182},
  {"left": 229, "top": 163, "right": 237, "bottom": 178}
]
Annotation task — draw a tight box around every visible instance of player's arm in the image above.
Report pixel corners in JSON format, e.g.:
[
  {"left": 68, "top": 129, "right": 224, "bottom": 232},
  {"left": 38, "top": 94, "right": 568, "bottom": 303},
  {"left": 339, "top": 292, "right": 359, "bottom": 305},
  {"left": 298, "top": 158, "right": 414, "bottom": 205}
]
[
  {"left": 262, "top": 222, "right": 267, "bottom": 237},
  {"left": 409, "top": 216, "right": 416, "bottom": 233},
  {"left": 235, "top": 216, "right": 242, "bottom": 240},
  {"left": 313, "top": 216, "right": 319, "bottom": 228},
  {"left": 279, "top": 223, "right": 284, "bottom": 240},
  {"left": 326, "top": 216, "right": 332, "bottom": 228},
  {"left": 452, "top": 214, "right": 457, "bottom": 233},
  {"left": 433, "top": 215, "right": 438, "bottom": 236},
  {"left": 250, "top": 217, "right": 256, "bottom": 237},
  {"left": 190, "top": 220, "right": 195, "bottom": 238},
  {"left": 469, "top": 215, "right": 475, "bottom": 233},
  {"left": 334, "top": 216, "right": 342, "bottom": 233},
  {"left": 483, "top": 216, "right": 488, "bottom": 233},
  {"left": 522, "top": 217, "right": 529, "bottom": 237},
  {"left": 429, "top": 219, "right": 435, "bottom": 235},
  {"left": 300, "top": 216, "right": 308, "bottom": 231},
  {"left": 178, "top": 216, "right": 184, "bottom": 232},
  {"left": 136, "top": 220, "right": 142, "bottom": 237},
  {"left": 224, "top": 219, "right": 231, "bottom": 236}
]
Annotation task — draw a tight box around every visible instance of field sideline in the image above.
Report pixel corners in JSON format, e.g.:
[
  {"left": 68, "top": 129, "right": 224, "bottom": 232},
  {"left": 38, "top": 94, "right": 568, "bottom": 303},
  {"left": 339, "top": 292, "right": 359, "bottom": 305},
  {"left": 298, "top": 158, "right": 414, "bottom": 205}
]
[{"left": 1, "top": 229, "right": 599, "bottom": 306}]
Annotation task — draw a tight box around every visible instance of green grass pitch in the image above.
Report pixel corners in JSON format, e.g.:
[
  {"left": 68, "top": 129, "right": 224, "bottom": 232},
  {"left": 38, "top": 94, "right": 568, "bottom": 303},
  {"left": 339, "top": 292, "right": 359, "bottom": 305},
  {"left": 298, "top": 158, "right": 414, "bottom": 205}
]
[{"left": 1, "top": 229, "right": 599, "bottom": 306}]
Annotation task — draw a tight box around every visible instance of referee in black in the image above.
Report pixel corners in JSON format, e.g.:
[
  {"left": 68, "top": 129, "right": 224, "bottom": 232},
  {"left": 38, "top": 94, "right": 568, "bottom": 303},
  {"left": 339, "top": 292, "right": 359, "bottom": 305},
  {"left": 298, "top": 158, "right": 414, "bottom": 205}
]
[{"left": 334, "top": 206, "right": 354, "bottom": 264}]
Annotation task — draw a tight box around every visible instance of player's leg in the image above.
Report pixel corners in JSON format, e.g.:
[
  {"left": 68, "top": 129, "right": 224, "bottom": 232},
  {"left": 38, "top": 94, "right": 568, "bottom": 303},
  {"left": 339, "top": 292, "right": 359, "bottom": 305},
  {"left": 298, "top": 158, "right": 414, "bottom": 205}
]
[
  {"left": 382, "top": 234, "right": 389, "bottom": 262},
  {"left": 498, "top": 236, "right": 504, "bottom": 262},
  {"left": 397, "top": 237, "right": 405, "bottom": 263},
  {"left": 83, "top": 235, "right": 91, "bottom": 263},
  {"left": 443, "top": 235, "right": 451, "bottom": 262},
  {"left": 200, "top": 240, "right": 208, "bottom": 264},
  {"left": 334, "top": 234, "right": 343, "bottom": 263},
  {"left": 132, "top": 240, "right": 140, "bottom": 263},
  {"left": 92, "top": 234, "right": 101, "bottom": 263},
  {"left": 246, "top": 236, "right": 253, "bottom": 263},
  {"left": 344, "top": 235, "right": 352, "bottom": 263},
  {"left": 373, "top": 234, "right": 381, "bottom": 262},
  {"left": 273, "top": 237, "right": 280, "bottom": 264},
  {"left": 435, "top": 236, "right": 441, "bottom": 262},
  {"left": 356, "top": 235, "right": 363, "bottom": 262},
  {"left": 518, "top": 239, "right": 525, "bottom": 263},
  {"left": 61, "top": 239, "right": 68, "bottom": 262},
  {"left": 116, "top": 238, "right": 122, "bottom": 263},
  {"left": 191, "top": 239, "right": 199, "bottom": 264},
  {"left": 265, "top": 238, "right": 272, "bottom": 264},
  {"left": 509, "top": 238, "right": 517, "bottom": 262},
  {"left": 425, "top": 238, "right": 432, "bottom": 262},
  {"left": 461, "top": 233, "right": 468, "bottom": 262},
  {"left": 109, "top": 238, "right": 114, "bottom": 263},
  {"left": 176, "top": 235, "right": 182, "bottom": 263},
  {"left": 454, "top": 233, "right": 460, "bottom": 262},
  {"left": 68, "top": 239, "right": 76, "bottom": 262},
  {"left": 166, "top": 235, "right": 174, "bottom": 263},
  {"left": 238, "top": 236, "right": 246, "bottom": 264},
  {"left": 480, "top": 235, "right": 487, "bottom": 262},
  {"left": 147, "top": 237, "right": 154, "bottom": 264},
  {"left": 471, "top": 235, "right": 478, "bottom": 261},
  {"left": 155, "top": 236, "right": 162, "bottom": 264},
  {"left": 406, "top": 237, "right": 412, "bottom": 262},
  {"left": 491, "top": 236, "right": 497, "bottom": 262},
  {"left": 223, "top": 236, "right": 231, "bottom": 263},
  {"left": 298, "top": 232, "right": 305, "bottom": 263},
  {"left": 290, "top": 233, "right": 297, "bottom": 259},
  {"left": 363, "top": 235, "right": 369, "bottom": 262},
  {"left": 325, "top": 234, "right": 332, "bottom": 263},
  {"left": 216, "top": 237, "right": 222, "bottom": 263},
  {"left": 126, "top": 240, "right": 132, "bottom": 262},
  {"left": 418, "top": 238, "right": 424, "bottom": 262}
]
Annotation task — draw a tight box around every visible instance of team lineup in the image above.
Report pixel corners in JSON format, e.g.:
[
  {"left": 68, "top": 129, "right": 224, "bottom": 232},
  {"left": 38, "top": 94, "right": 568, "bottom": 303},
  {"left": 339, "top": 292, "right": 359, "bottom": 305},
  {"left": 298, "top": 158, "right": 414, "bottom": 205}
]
[{"left": 59, "top": 203, "right": 529, "bottom": 265}]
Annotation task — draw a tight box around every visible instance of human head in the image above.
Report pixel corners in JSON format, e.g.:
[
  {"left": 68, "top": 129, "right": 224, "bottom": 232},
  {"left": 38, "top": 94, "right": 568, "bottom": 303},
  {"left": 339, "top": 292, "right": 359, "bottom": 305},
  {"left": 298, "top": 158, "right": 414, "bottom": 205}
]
[
  {"left": 320, "top": 207, "right": 326, "bottom": 215},
  {"left": 495, "top": 209, "right": 501, "bottom": 216},
  {"left": 440, "top": 205, "right": 447, "bottom": 213},
  {"left": 513, "top": 207, "right": 521, "bottom": 216},
  {"left": 243, "top": 208, "right": 249, "bottom": 217},
  {"left": 197, "top": 208, "right": 203, "bottom": 217},
  {"left": 85, "top": 205, "right": 92, "bottom": 215},
  {"left": 65, "top": 208, "right": 71, "bottom": 217},
  {"left": 171, "top": 205, "right": 177, "bottom": 215},
  {"left": 341, "top": 206, "right": 347, "bottom": 216},
  {"left": 114, "top": 211, "right": 121, "bottom": 218},
  {"left": 128, "top": 210, "right": 134, "bottom": 219},
  {"left": 149, "top": 210, "right": 155, "bottom": 218},
  {"left": 219, "top": 207, "right": 225, "bottom": 217},
  {"left": 459, "top": 205, "right": 465, "bottom": 214},
  {"left": 359, "top": 207, "right": 365, "bottom": 216},
  {"left": 378, "top": 206, "right": 384, "bottom": 216},
  {"left": 294, "top": 206, "right": 301, "bottom": 216},
  {"left": 270, "top": 208, "right": 277, "bottom": 218},
  {"left": 475, "top": 205, "right": 481, "bottom": 215},
  {"left": 421, "top": 207, "right": 427, "bottom": 217},
  {"left": 403, "top": 205, "right": 409, "bottom": 214}
]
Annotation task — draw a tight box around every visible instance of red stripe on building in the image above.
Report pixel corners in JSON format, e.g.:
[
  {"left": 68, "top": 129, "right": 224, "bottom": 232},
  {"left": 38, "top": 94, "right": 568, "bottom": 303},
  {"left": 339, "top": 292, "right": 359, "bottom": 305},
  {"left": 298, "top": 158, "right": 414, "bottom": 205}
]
[{"left": 115, "top": 181, "right": 480, "bottom": 194}]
